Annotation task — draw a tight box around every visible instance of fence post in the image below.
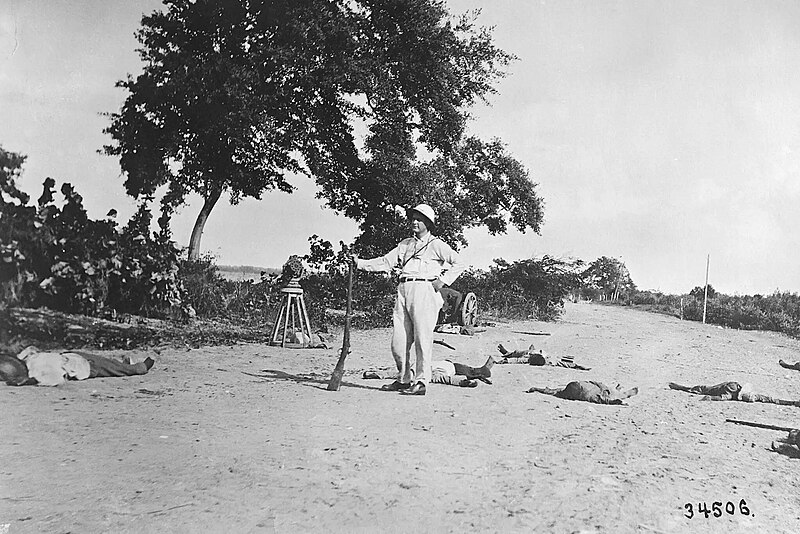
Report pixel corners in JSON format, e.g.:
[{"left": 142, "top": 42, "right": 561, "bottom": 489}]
[{"left": 702, "top": 254, "right": 710, "bottom": 324}]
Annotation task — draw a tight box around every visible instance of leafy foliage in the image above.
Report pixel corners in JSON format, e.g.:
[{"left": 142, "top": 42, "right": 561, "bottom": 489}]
[
  {"left": 627, "top": 289, "right": 683, "bottom": 315},
  {"left": 305, "top": 236, "right": 582, "bottom": 325},
  {"left": 581, "top": 256, "right": 636, "bottom": 301},
  {"left": 178, "top": 255, "right": 280, "bottom": 322},
  {"left": 0, "top": 145, "right": 184, "bottom": 318},
  {"left": 682, "top": 291, "right": 800, "bottom": 336},
  {"left": 353, "top": 137, "right": 544, "bottom": 257},
  {"left": 624, "top": 287, "right": 800, "bottom": 338},
  {"left": 303, "top": 235, "right": 395, "bottom": 328},
  {"left": 104, "top": 0, "right": 517, "bottom": 259},
  {"left": 457, "top": 256, "right": 585, "bottom": 321},
  {"left": 689, "top": 285, "right": 716, "bottom": 300}
]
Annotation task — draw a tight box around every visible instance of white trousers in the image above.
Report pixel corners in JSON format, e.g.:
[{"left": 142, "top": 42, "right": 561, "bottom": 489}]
[{"left": 390, "top": 281, "right": 443, "bottom": 385}]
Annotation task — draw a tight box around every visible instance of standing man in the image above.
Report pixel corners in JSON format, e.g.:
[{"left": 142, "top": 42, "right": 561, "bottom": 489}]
[{"left": 353, "top": 204, "right": 464, "bottom": 396}]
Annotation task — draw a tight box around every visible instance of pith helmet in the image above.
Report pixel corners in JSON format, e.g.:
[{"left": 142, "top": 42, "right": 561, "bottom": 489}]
[{"left": 407, "top": 203, "right": 436, "bottom": 229}]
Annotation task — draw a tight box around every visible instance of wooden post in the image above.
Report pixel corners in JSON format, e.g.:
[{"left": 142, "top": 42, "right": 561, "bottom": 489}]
[
  {"left": 725, "top": 418, "right": 796, "bottom": 432},
  {"left": 702, "top": 254, "right": 710, "bottom": 324}
]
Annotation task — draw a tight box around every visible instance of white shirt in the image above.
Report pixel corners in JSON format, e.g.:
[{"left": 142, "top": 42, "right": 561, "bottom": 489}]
[
  {"left": 357, "top": 233, "right": 464, "bottom": 286},
  {"left": 19, "top": 349, "right": 91, "bottom": 386}
]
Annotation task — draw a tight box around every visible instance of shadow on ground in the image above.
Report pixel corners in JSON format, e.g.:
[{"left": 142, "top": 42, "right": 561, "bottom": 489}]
[{"left": 241, "top": 369, "right": 379, "bottom": 391}]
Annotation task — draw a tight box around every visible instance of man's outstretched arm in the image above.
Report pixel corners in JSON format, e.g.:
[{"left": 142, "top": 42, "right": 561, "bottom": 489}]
[
  {"left": 526, "top": 386, "right": 562, "bottom": 396},
  {"left": 779, "top": 360, "right": 800, "bottom": 371}
]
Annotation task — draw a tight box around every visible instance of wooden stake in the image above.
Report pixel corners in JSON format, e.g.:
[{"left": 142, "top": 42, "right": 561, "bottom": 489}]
[
  {"left": 512, "top": 330, "right": 551, "bottom": 336},
  {"left": 702, "top": 254, "right": 709, "bottom": 324},
  {"left": 725, "top": 418, "right": 795, "bottom": 432},
  {"left": 434, "top": 339, "right": 456, "bottom": 350}
]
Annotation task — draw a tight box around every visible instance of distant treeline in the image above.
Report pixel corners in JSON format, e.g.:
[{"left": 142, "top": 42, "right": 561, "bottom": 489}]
[
  {"left": 4, "top": 158, "right": 797, "bottom": 336},
  {"left": 571, "top": 260, "right": 800, "bottom": 339},
  {"left": 156, "top": 252, "right": 590, "bottom": 330},
  {"left": 616, "top": 288, "right": 800, "bottom": 338},
  {"left": 217, "top": 265, "right": 280, "bottom": 280}
]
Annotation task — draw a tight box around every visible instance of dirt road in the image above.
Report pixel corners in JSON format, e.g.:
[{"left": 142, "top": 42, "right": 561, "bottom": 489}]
[{"left": 2, "top": 303, "right": 799, "bottom": 533}]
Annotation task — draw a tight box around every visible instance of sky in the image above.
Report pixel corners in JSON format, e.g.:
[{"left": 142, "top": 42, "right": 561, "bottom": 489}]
[{"left": 2, "top": 0, "right": 800, "bottom": 295}]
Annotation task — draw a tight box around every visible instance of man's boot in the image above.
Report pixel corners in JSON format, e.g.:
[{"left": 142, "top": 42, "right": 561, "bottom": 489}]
[
  {"left": 459, "top": 378, "right": 478, "bottom": 388},
  {"left": 452, "top": 357, "right": 494, "bottom": 384}
]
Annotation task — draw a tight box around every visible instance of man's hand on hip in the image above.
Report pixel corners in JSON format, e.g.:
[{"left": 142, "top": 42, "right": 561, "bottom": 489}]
[{"left": 432, "top": 279, "right": 444, "bottom": 291}]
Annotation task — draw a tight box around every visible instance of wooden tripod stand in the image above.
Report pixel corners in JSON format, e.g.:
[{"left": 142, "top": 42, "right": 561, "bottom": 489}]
[{"left": 269, "top": 277, "right": 313, "bottom": 347}]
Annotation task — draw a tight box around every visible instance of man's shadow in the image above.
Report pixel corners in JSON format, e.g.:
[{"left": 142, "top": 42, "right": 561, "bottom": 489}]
[{"left": 243, "top": 369, "right": 379, "bottom": 391}]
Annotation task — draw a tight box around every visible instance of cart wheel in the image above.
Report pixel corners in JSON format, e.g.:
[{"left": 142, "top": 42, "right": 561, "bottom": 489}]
[{"left": 460, "top": 292, "right": 478, "bottom": 326}]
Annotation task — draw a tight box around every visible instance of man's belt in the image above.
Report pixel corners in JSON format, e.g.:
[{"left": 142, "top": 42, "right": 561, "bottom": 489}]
[{"left": 400, "top": 277, "right": 438, "bottom": 283}]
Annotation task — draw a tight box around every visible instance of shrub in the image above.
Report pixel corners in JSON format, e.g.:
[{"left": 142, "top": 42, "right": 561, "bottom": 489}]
[
  {"left": 302, "top": 235, "right": 396, "bottom": 328},
  {"left": 624, "top": 287, "right": 800, "bottom": 339},
  {"left": 303, "top": 234, "right": 585, "bottom": 325},
  {"left": 455, "top": 256, "right": 584, "bottom": 321},
  {"left": 1, "top": 147, "right": 184, "bottom": 318},
  {"left": 178, "top": 255, "right": 282, "bottom": 323},
  {"left": 178, "top": 256, "right": 227, "bottom": 316}
]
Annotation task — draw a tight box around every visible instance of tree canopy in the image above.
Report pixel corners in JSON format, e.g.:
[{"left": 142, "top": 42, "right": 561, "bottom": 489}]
[
  {"left": 354, "top": 136, "right": 544, "bottom": 257},
  {"left": 104, "top": 0, "right": 542, "bottom": 259},
  {"left": 582, "top": 256, "right": 636, "bottom": 301},
  {"left": 1, "top": 145, "right": 28, "bottom": 206},
  {"left": 689, "top": 285, "right": 716, "bottom": 300}
]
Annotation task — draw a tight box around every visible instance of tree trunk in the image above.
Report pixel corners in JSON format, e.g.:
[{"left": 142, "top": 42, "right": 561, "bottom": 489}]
[{"left": 188, "top": 188, "right": 222, "bottom": 261}]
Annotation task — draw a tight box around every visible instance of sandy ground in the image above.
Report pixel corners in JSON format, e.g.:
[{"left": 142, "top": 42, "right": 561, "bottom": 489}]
[{"left": 2, "top": 302, "right": 800, "bottom": 534}]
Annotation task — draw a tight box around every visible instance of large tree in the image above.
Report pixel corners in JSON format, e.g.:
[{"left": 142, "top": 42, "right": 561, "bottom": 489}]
[
  {"left": 104, "top": 0, "right": 539, "bottom": 259},
  {"left": 582, "top": 256, "right": 636, "bottom": 301},
  {"left": 353, "top": 136, "right": 544, "bottom": 257}
]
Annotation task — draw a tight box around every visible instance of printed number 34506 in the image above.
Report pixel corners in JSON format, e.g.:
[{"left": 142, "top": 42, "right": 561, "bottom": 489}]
[{"left": 685, "top": 500, "right": 750, "bottom": 519}]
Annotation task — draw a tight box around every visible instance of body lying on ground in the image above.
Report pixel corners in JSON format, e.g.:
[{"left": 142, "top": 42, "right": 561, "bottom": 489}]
[
  {"left": 772, "top": 429, "right": 800, "bottom": 456},
  {"left": 0, "top": 346, "right": 154, "bottom": 386},
  {"left": 779, "top": 360, "right": 800, "bottom": 371},
  {"left": 495, "top": 343, "right": 591, "bottom": 370},
  {"left": 526, "top": 381, "right": 638, "bottom": 405},
  {"left": 363, "top": 357, "right": 494, "bottom": 388},
  {"left": 668, "top": 381, "right": 800, "bottom": 406}
]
